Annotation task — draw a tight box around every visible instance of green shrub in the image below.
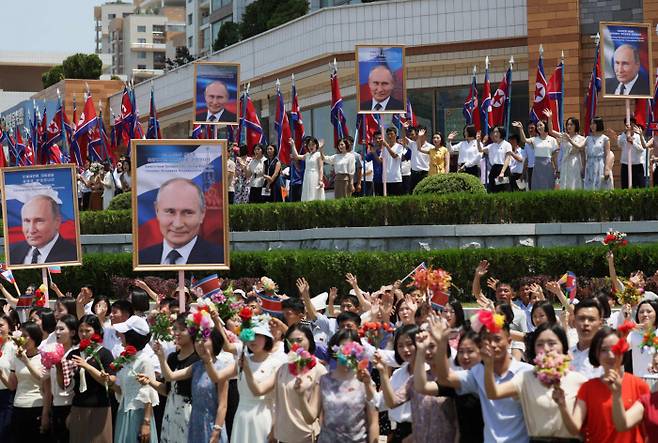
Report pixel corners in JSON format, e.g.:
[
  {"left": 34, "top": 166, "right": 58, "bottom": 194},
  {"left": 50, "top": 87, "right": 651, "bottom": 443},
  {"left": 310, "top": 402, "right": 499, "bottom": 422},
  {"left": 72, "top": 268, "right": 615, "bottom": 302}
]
[
  {"left": 108, "top": 192, "right": 132, "bottom": 210},
  {"left": 11, "top": 188, "right": 658, "bottom": 235},
  {"left": 13, "top": 244, "right": 658, "bottom": 301},
  {"left": 413, "top": 173, "right": 486, "bottom": 195}
]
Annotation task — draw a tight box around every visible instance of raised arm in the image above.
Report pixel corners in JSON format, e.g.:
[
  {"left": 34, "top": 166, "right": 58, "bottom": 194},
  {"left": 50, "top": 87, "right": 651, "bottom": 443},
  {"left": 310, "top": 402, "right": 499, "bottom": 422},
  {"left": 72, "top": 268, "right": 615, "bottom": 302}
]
[
  {"left": 482, "top": 341, "right": 518, "bottom": 399},
  {"left": 295, "top": 374, "right": 322, "bottom": 425},
  {"left": 413, "top": 332, "right": 439, "bottom": 395},
  {"left": 241, "top": 354, "right": 276, "bottom": 396},
  {"left": 153, "top": 341, "right": 193, "bottom": 382},
  {"left": 374, "top": 352, "right": 405, "bottom": 409},
  {"left": 210, "top": 310, "right": 238, "bottom": 355},
  {"left": 0, "top": 285, "right": 19, "bottom": 307},
  {"left": 289, "top": 138, "right": 305, "bottom": 161},
  {"left": 134, "top": 279, "right": 161, "bottom": 304},
  {"left": 607, "top": 251, "right": 624, "bottom": 293},
  {"left": 512, "top": 121, "right": 529, "bottom": 145},
  {"left": 606, "top": 369, "right": 644, "bottom": 432},
  {"left": 553, "top": 384, "right": 586, "bottom": 436},
  {"left": 345, "top": 273, "right": 371, "bottom": 313},
  {"left": 472, "top": 260, "right": 489, "bottom": 299},
  {"left": 427, "top": 313, "right": 462, "bottom": 390},
  {"left": 297, "top": 277, "right": 317, "bottom": 321}
]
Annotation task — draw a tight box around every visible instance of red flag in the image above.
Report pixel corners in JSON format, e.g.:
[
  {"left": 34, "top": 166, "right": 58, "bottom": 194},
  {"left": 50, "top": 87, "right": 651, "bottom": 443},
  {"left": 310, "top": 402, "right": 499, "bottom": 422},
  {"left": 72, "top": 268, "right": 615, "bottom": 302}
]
[
  {"left": 584, "top": 41, "right": 601, "bottom": 136},
  {"left": 634, "top": 99, "right": 647, "bottom": 128},
  {"left": 290, "top": 74, "right": 305, "bottom": 151},
  {"left": 357, "top": 113, "right": 380, "bottom": 145},
  {"left": 330, "top": 66, "right": 349, "bottom": 147},
  {"left": 481, "top": 67, "right": 493, "bottom": 135},
  {"left": 491, "top": 68, "right": 511, "bottom": 127},
  {"left": 274, "top": 81, "right": 292, "bottom": 164},
  {"left": 530, "top": 54, "right": 551, "bottom": 123},
  {"left": 239, "top": 93, "right": 265, "bottom": 155},
  {"left": 547, "top": 61, "right": 564, "bottom": 130},
  {"left": 463, "top": 72, "right": 481, "bottom": 131}
]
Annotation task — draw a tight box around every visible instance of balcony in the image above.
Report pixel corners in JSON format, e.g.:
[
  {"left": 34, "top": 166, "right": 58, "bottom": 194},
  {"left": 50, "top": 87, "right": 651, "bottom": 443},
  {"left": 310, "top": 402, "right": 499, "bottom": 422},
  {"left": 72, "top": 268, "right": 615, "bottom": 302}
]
[
  {"left": 130, "top": 42, "right": 167, "bottom": 51},
  {"left": 132, "top": 67, "right": 164, "bottom": 77}
]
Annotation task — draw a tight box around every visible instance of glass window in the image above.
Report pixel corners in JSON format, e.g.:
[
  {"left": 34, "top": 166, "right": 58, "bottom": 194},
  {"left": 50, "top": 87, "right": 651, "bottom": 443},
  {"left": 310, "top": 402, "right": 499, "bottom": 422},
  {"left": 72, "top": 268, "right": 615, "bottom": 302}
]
[
  {"left": 407, "top": 89, "right": 434, "bottom": 133},
  {"left": 188, "top": 13, "right": 193, "bottom": 25},
  {"left": 137, "top": 64, "right": 147, "bottom": 69},
  {"left": 137, "top": 25, "right": 147, "bottom": 32},
  {"left": 137, "top": 38, "right": 147, "bottom": 43},
  {"left": 137, "top": 51, "right": 147, "bottom": 59},
  {"left": 108, "top": 13, "right": 116, "bottom": 19}
]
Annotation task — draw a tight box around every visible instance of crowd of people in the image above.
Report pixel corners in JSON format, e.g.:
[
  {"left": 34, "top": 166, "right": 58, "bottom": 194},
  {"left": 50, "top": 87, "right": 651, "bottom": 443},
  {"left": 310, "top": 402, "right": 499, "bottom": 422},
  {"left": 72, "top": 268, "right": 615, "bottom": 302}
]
[
  {"left": 0, "top": 249, "right": 658, "bottom": 442},
  {"left": 77, "top": 157, "right": 131, "bottom": 211}
]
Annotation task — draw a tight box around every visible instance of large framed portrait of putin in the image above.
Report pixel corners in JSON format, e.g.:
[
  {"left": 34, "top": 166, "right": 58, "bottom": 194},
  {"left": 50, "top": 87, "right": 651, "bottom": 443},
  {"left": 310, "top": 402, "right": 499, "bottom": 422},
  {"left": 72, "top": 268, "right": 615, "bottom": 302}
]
[
  {"left": 131, "top": 139, "right": 229, "bottom": 271},
  {"left": 600, "top": 22, "right": 654, "bottom": 99},
  {"left": 356, "top": 45, "right": 406, "bottom": 114},
  {"left": 193, "top": 61, "right": 240, "bottom": 126},
  {"left": 0, "top": 164, "right": 82, "bottom": 269}
]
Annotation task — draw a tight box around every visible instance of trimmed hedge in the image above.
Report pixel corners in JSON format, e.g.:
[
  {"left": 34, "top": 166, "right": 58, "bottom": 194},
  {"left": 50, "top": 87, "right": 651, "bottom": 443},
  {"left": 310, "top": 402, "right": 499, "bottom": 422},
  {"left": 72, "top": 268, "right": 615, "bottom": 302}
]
[
  {"left": 108, "top": 192, "right": 131, "bottom": 210},
  {"left": 12, "top": 244, "right": 658, "bottom": 301},
  {"left": 72, "top": 187, "right": 658, "bottom": 234},
  {"left": 413, "top": 173, "right": 486, "bottom": 195}
]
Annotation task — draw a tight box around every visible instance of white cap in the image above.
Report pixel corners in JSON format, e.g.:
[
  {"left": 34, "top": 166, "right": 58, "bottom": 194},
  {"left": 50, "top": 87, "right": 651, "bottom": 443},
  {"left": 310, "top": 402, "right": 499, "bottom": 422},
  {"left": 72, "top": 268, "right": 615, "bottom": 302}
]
[
  {"left": 114, "top": 315, "right": 150, "bottom": 336},
  {"left": 250, "top": 314, "right": 273, "bottom": 339},
  {"left": 311, "top": 292, "right": 328, "bottom": 311},
  {"left": 233, "top": 289, "right": 246, "bottom": 299}
]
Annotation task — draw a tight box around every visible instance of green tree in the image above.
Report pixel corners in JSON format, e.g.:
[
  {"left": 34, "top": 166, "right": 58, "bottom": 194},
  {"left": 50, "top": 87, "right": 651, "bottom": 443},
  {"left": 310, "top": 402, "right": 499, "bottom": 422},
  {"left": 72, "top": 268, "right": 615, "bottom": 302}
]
[
  {"left": 213, "top": 21, "right": 241, "bottom": 51},
  {"left": 240, "top": 0, "right": 309, "bottom": 39},
  {"left": 165, "top": 46, "right": 196, "bottom": 70},
  {"left": 61, "top": 53, "right": 103, "bottom": 79},
  {"left": 42, "top": 65, "right": 65, "bottom": 88}
]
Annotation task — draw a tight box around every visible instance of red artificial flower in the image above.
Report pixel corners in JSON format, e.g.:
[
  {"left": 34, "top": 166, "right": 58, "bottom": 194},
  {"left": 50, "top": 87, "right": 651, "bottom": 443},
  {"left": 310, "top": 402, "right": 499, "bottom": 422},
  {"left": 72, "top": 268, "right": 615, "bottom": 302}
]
[
  {"left": 622, "top": 239, "right": 629, "bottom": 246},
  {"left": 239, "top": 307, "right": 253, "bottom": 322},
  {"left": 618, "top": 321, "right": 636, "bottom": 337},
  {"left": 35, "top": 298, "right": 46, "bottom": 307},
  {"left": 79, "top": 339, "right": 91, "bottom": 351},
  {"left": 123, "top": 345, "right": 137, "bottom": 356},
  {"left": 603, "top": 234, "right": 615, "bottom": 244},
  {"left": 308, "top": 358, "right": 316, "bottom": 369},
  {"left": 91, "top": 333, "right": 102, "bottom": 343},
  {"left": 290, "top": 343, "right": 300, "bottom": 352},
  {"left": 611, "top": 338, "right": 630, "bottom": 356},
  {"left": 109, "top": 362, "right": 118, "bottom": 372}
]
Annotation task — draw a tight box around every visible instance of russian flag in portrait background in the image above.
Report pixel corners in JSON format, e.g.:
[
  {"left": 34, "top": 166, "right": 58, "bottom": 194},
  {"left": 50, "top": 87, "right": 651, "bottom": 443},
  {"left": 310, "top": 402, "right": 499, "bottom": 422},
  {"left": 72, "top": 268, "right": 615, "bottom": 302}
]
[
  {"left": 136, "top": 144, "right": 224, "bottom": 251},
  {"left": 3, "top": 169, "right": 77, "bottom": 245}
]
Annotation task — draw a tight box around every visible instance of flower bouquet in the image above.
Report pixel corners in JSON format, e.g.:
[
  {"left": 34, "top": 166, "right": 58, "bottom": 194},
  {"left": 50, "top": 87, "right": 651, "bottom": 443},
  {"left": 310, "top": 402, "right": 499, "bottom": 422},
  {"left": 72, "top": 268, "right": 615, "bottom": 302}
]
[
  {"left": 237, "top": 306, "right": 255, "bottom": 342},
  {"left": 617, "top": 278, "right": 644, "bottom": 305},
  {"left": 533, "top": 350, "right": 570, "bottom": 387},
  {"left": 40, "top": 343, "right": 65, "bottom": 370},
  {"left": 11, "top": 331, "right": 26, "bottom": 348},
  {"left": 186, "top": 298, "right": 215, "bottom": 341},
  {"left": 332, "top": 341, "right": 369, "bottom": 371},
  {"left": 147, "top": 311, "right": 174, "bottom": 342},
  {"left": 641, "top": 326, "right": 658, "bottom": 354},
  {"left": 109, "top": 345, "right": 137, "bottom": 372},
  {"left": 469, "top": 309, "right": 506, "bottom": 334},
  {"left": 208, "top": 286, "right": 241, "bottom": 322},
  {"left": 33, "top": 284, "right": 47, "bottom": 308},
  {"left": 409, "top": 266, "right": 452, "bottom": 295},
  {"left": 79, "top": 333, "right": 104, "bottom": 366},
  {"left": 288, "top": 343, "right": 317, "bottom": 376},
  {"left": 358, "top": 322, "right": 394, "bottom": 349},
  {"left": 259, "top": 276, "right": 278, "bottom": 296},
  {"left": 603, "top": 229, "right": 628, "bottom": 252}
]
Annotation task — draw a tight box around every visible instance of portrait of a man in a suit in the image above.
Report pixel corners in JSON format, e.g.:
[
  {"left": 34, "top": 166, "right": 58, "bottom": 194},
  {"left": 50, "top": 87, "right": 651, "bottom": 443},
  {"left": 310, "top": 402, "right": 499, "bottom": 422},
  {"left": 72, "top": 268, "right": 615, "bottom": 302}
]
[
  {"left": 139, "top": 178, "right": 223, "bottom": 265},
  {"left": 359, "top": 64, "right": 404, "bottom": 112},
  {"left": 195, "top": 80, "right": 237, "bottom": 123},
  {"left": 9, "top": 195, "right": 77, "bottom": 265},
  {"left": 605, "top": 44, "right": 650, "bottom": 96}
]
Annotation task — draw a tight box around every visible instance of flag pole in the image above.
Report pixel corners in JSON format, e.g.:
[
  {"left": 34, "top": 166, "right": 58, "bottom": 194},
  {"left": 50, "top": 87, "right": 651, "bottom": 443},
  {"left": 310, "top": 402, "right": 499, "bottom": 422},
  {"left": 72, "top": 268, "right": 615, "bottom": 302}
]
[
  {"left": 178, "top": 270, "right": 185, "bottom": 313},
  {"left": 626, "top": 98, "right": 632, "bottom": 188},
  {"left": 505, "top": 56, "right": 514, "bottom": 138},
  {"left": 560, "top": 50, "right": 565, "bottom": 132}
]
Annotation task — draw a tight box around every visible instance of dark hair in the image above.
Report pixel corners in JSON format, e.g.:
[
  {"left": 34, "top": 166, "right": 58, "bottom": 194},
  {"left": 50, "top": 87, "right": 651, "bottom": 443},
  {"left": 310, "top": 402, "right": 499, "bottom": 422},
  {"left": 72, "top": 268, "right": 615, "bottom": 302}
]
[
  {"left": 454, "top": 328, "right": 481, "bottom": 367},
  {"left": 386, "top": 127, "right": 397, "bottom": 135},
  {"left": 282, "top": 297, "right": 305, "bottom": 315},
  {"left": 79, "top": 314, "right": 104, "bottom": 337},
  {"left": 123, "top": 329, "right": 152, "bottom": 351},
  {"left": 35, "top": 308, "right": 56, "bottom": 334},
  {"left": 393, "top": 324, "right": 419, "bottom": 365},
  {"left": 574, "top": 297, "right": 602, "bottom": 318},
  {"left": 92, "top": 295, "right": 111, "bottom": 315},
  {"left": 22, "top": 321, "right": 44, "bottom": 346},
  {"left": 56, "top": 297, "right": 77, "bottom": 318},
  {"left": 239, "top": 144, "right": 249, "bottom": 156},
  {"left": 57, "top": 314, "right": 80, "bottom": 344},
  {"left": 635, "top": 300, "right": 658, "bottom": 324},
  {"left": 447, "top": 300, "right": 466, "bottom": 328},
  {"left": 373, "top": 130, "right": 382, "bottom": 138},
  {"left": 266, "top": 144, "right": 278, "bottom": 157},
  {"left": 432, "top": 131, "right": 445, "bottom": 147},
  {"left": 130, "top": 289, "right": 150, "bottom": 314},
  {"left": 305, "top": 137, "right": 319, "bottom": 149},
  {"left": 0, "top": 314, "right": 16, "bottom": 332},
  {"left": 494, "top": 301, "right": 514, "bottom": 325},
  {"left": 174, "top": 313, "right": 187, "bottom": 329},
  {"left": 245, "top": 295, "right": 260, "bottom": 305},
  {"left": 537, "top": 119, "right": 549, "bottom": 133},
  {"left": 337, "top": 311, "right": 361, "bottom": 327},
  {"left": 464, "top": 125, "right": 477, "bottom": 138},
  {"left": 525, "top": 322, "right": 569, "bottom": 363},
  {"left": 592, "top": 116, "right": 605, "bottom": 132},
  {"left": 595, "top": 294, "right": 611, "bottom": 319},
  {"left": 284, "top": 323, "right": 316, "bottom": 354},
  {"left": 327, "top": 329, "right": 361, "bottom": 360},
  {"left": 209, "top": 329, "right": 225, "bottom": 356},
  {"left": 566, "top": 117, "right": 580, "bottom": 133},
  {"left": 407, "top": 126, "right": 417, "bottom": 134},
  {"left": 530, "top": 301, "right": 557, "bottom": 327},
  {"left": 508, "top": 134, "right": 520, "bottom": 144},
  {"left": 414, "top": 303, "right": 433, "bottom": 324},
  {"left": 340, "top": 294, "right": 360, "bottom": 308},
  {"left": 493, "top": 126, "right": 506, "bottom": 139},
  {"left": 252, "top": 143, "right": 264, "bottom": 154},
  {"left": 111, "top": 300, "right": 134, "bottom": 317},
  {"left": 589, "top": 326, "right": 621, "bottom": 367}
]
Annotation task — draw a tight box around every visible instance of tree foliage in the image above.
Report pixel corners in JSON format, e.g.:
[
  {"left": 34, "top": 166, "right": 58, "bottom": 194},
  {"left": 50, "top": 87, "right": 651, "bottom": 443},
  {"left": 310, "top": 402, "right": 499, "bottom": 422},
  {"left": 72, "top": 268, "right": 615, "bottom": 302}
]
[
  {"left": 62, "top": 53, "right": 103, "bottom": 80},
  {"left": 213, "top": 21, "right": 241, "bottom": 51},
  {"left": 240, "top": 0, "right": 309, "bottom": 39},
  {"left": 165, "top": 46, "right": 196, "bottom": 70},
  {"left": 42, "top": 65, "right": 65, "bottom": 88}
]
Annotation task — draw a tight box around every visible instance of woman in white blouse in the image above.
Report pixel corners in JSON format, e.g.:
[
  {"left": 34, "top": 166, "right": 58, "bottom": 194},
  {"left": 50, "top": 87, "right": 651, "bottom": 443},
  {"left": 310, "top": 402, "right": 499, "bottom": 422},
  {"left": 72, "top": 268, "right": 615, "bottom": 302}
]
[
  {"left": 247, "top": 144, "right": 266, "bottom": 204},
  {"left": 324, "top": 138, "right": 356, "bottom": 198},
  {"left": 0, "top": 313, "right": 17, "bottom": 441},
  {"left": 6, "top": 321, "right": 46, "bottom": 443},
  {"left": 544, "top": 109, "right": 584, "bottom": 190},
  {"left": 448, "top": 125, "right": 481, "bottom": 178},
  {"left": 566, "top": 117, "right": 611, "bottom": 190},
  {"left": 477, "top": 126, "right": 519, "bottom": 193},
  {"left": 49, "top": 314, "right": 78, "bottom": 442},
  {"left": 513, "top": 120, "right": 559, "bottom": 190}
]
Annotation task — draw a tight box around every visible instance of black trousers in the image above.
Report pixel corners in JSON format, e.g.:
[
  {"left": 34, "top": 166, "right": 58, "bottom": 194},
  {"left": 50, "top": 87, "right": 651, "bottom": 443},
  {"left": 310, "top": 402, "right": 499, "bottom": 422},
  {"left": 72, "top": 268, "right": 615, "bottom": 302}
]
[
  {"left": 463, "top": 165, "right": 480, "bottom": 178},
  {"left": 386, "top": 182, "right": 404, "bottom": 196},
  {"left": 374, "top": 181, "right": 384, "bottom": 196},
  {"left": 289, "top": 184, "right": 303, "bottom": 202},
  {"left": 226, "top": 379, "right": 239, "bottom": 439},
  {"left": 526, "top": 167, "right": 534, "bottom": 189},
  {"left": 248, "top": 186, "right": 263, "bottom": 203},
  {"left": 487, "top": 164, "right": 511, "bottom": 193},
  {"left": 620, "top": 163, "right": 646, "bottom": 189},
  {"left": 228, "top": 191, "right": 234, "bottom": 204},
  {"left": 401, "top": 175, "right": 411, "bottom": 194},
  {"left": 410, "top": 169, "right": 428, "bottom": 192},
  {"left": 11, "top": 406, "right": 45, "bottom": 443},
  {"left": 363, "top": 181, "right": 374, "bottom": 196},
  {"left": 51, "top": 405, "right": 70, "bottom": 443}
]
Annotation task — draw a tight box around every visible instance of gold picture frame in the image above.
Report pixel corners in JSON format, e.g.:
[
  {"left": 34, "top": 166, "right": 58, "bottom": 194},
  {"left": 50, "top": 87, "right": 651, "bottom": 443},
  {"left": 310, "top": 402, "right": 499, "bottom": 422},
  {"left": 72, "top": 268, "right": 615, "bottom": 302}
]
[
  {"left": 193, "top": 61, "right": 241, "bottom": 126},
  {"left": 356, "top": 44, "right": 407, "bottom": 114}
]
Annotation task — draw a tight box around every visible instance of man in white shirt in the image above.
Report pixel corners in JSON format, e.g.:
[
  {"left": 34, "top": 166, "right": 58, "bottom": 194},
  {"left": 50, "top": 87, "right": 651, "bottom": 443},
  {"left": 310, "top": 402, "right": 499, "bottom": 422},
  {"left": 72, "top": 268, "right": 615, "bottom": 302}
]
[
  {"left": 615, "top": 120, "right": 647, "bottom": 189},
  {"left": 403, "top": 125, "right": 430, "bottom": 192},
  {"left": 380, "top": 127, "right": 405, "bottom": 195},
  {"left": 568, "top": 298, "right": 604, "bottom": 379}
]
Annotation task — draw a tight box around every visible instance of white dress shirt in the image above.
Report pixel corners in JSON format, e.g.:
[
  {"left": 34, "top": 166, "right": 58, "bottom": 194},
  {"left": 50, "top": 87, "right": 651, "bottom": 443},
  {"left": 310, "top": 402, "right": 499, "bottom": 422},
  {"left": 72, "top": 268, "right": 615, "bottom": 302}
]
[
  {"left": 408, "top": 140, "right": 430, "bottom": 171},
  {"left": 369, "top": 96, "right": 390, "bottom": 111},
  {"left": 453, "top": 140, "right": 481, "bottom": 168},
  {"left": 205, "top": 109, "right": 225, "bottom": 121},
  {"left": 615, "top": 74, "right": 639, "bottom": 95},
  {"left": 618, "top": 133, "right": 646, "bottom": 165},
  {"left": 382, "top": 143, "right": 404, "bottom": 183},
  {"left": 160, "top": 237, "right": 198, "bottom": 265},
  {"left": 23, "top": 233, "right": 60, "bottom": 264}
]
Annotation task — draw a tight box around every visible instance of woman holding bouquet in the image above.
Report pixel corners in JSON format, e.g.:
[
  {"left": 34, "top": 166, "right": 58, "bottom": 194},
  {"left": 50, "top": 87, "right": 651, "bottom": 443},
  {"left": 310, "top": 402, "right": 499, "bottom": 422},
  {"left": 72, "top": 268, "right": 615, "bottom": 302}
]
[
  {"left": 556, "top": 326, "right": 649, "bottom": 442},
  {"left": 295, "top": 329, "right": 378, "bottom": 443},
  {"left": 67, "top": 315, "right": 115, "bottom": 443},
  {"left": 483, "top": 322, "right": 585, "bottom": 441},
  {"left": 242, "top": 324, "right": 327, "bottom": 443},
  {"left": 626, "top": 300, "right": 658, "bottom": 377}
]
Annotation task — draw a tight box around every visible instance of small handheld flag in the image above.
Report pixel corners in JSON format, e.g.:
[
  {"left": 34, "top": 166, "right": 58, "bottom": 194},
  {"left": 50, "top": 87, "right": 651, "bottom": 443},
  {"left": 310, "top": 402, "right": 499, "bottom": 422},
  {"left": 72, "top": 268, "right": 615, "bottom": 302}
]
[{"left": 558, "top": 271, "right": 577, "bottom": 302}]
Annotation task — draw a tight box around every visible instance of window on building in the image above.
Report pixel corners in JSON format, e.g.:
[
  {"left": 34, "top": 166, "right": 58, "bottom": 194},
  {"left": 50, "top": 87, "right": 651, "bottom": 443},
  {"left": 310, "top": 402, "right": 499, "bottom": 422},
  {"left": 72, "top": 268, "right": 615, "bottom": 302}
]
[
  {"left": 138, "top": 51, "right": 147, "bottom": 59},
  {"left": 137, "top": 25, "right": 147, "bottom": 32},
  {"left": 138, "top": 64, "right": 147, "bottom": 69},
  {"left": 137, "top": 38, "right": 147, "bottom": 43},
  {"left": 153, "top": 25, "right": 165, "bottom": 34},
  {"left": 108, "top": 13, "right": 116, "bottom": 19},
  {"left": 188, "top": 36, "right": 193, "bottom": 48},
  {"left": 188, "top": 14, "right": 193, "bottom": 25}
]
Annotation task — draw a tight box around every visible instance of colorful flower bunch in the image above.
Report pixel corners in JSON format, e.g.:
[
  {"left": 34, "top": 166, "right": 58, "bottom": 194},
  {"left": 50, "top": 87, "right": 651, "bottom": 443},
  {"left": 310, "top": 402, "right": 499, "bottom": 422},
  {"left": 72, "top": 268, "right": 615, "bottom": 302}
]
[
  {"left": 147, "top": 311, "right": 174, "bottom": 342},
  {"left": 79, "top": 333, "right": 104, "bottom": 366},
  {"left": 109, "top": 345, "right": 137, "bottom": 372},
  {"left": 237, "top": 307, "right": 255, "bottom": 342},
  {"left": 260, "top": 276, "right": 278, "bottom": 295},
  {"left": 89, "top": 162, "right": 103, "bottom": 174},
  {"left": 470, "top": 310, "right": 506, "bottom": 334},
  {"left": 358, "top": 322, "right": 394, "bottom": 349},
  {"left": 533, "top": 350, "right": 571, "bottom": 387},
  {"left": 611, "top": 338, "right": 630, "bottom": 357},
  {"left": 11, "top": 331, "right": 26, "bottom": 349},
  {"left": 288, "top": 343, "right": 317, "bottom": 376},
  {"left": 409, "top": 266, "right": 452, "bottom": 295},
  {"left": 641, "top": 327, "right": 658, "bottom": 354},
  {"left": 617, "top": 278, "right": 644, "bottom": 305},
  {"left": 186, "top": 298, "right": 216, "bottom": 341},
  {"left": 208, "top": 287, "right": 241, "bottom": 322},
  {"left": 40, "top": 343, "right": 65, "bottom": 370},
  {"left": 33, "top": 284, "right": 47, "bottom": 308},
  {"left": 332, "top": 341, "right": 369, "bottom": 371},
  {"left": 603, "top": 229, "right": 628, "bottom": 252}
]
